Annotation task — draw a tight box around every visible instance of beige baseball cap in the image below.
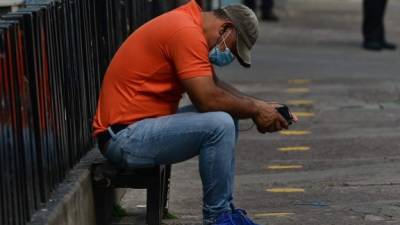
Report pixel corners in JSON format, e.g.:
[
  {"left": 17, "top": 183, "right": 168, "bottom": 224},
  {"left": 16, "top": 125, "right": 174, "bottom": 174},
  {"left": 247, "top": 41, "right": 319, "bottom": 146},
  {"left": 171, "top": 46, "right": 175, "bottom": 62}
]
[{"left": 222, "top": 4, "right": 259, "bottom": 68}]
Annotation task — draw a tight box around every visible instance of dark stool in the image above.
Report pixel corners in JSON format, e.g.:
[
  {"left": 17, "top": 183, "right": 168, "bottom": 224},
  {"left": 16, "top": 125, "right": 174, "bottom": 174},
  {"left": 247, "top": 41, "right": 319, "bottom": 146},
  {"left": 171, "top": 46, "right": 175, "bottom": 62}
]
[{"left": 92, "top": 157, "right": 171, "bottom": 225}]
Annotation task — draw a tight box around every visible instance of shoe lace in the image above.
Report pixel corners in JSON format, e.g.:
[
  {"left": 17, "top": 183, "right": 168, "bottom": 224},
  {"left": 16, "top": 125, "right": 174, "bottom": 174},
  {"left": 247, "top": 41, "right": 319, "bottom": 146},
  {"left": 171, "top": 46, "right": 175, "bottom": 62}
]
[
  {"left": 237, "top": 209, "right": 258, "bottom": 225},
  {"left": 229, "top": 204, "right": 258, "bottom": 225}
]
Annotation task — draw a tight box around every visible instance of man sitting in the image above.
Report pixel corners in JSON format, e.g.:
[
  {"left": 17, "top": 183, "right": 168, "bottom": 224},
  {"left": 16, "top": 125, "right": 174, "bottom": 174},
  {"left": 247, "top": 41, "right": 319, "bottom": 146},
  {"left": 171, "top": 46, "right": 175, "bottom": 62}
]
[{"left": 93, "top": 1, "right": 296, "bottom": 224}]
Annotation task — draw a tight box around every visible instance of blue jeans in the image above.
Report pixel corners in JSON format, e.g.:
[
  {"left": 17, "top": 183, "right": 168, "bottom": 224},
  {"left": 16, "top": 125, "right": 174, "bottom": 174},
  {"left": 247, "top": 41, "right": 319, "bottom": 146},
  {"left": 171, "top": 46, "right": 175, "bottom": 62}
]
[{"left": 103, "top": 105, "right": 239, "bottom": 224}]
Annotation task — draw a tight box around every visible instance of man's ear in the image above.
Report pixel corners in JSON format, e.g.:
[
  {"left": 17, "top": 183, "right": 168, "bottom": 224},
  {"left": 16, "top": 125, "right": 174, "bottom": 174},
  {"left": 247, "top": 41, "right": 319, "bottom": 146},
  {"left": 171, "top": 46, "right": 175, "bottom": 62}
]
[
  {"left": 220, "top": 22, "right": 234, "bottom": 35},
  {"left": 219, "top": 26, "right": 226, "bottom": 35}
]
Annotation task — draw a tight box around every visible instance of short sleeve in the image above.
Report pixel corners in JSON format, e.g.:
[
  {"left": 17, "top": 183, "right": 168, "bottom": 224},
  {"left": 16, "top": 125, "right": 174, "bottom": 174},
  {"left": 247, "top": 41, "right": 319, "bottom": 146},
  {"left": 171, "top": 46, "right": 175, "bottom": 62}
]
[{"left": 166, "top": 27, "right": 213, "bottom": 80}]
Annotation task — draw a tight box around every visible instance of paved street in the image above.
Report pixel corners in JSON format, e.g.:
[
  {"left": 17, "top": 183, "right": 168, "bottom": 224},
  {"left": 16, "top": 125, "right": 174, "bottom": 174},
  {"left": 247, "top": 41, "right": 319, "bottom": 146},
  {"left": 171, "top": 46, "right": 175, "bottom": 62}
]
[{"left": 112, "top": 0, "right": 400, "bottom": 224}]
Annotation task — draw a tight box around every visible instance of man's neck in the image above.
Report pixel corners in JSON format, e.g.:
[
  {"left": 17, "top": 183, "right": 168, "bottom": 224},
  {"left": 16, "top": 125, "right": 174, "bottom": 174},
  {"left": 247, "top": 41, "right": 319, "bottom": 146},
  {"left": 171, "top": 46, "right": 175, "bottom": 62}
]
[{"left": 201, "top": 12, "right": 220, "bottom": 49}]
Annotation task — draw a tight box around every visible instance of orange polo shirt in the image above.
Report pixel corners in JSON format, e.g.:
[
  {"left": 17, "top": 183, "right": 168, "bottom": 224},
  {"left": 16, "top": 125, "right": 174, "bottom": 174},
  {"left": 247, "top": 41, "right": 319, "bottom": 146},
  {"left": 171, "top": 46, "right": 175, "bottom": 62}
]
[{"left": 93, "top": 0, "right": 212, "bottom": 136}]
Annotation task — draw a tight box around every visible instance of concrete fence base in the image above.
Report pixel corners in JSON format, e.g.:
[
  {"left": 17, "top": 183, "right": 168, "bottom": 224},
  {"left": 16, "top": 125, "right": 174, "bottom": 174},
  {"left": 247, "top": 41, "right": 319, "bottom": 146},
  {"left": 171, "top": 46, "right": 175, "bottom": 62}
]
[{"left": 28, "top": 150, "right": 125, "bottom": 225}]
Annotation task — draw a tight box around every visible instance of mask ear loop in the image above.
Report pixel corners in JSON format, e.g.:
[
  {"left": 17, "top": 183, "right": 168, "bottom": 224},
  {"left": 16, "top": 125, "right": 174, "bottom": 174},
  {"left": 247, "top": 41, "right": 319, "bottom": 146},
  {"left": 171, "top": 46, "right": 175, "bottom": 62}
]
[{"left": 219, "top": 29, "right": 232, "bottom": 51}]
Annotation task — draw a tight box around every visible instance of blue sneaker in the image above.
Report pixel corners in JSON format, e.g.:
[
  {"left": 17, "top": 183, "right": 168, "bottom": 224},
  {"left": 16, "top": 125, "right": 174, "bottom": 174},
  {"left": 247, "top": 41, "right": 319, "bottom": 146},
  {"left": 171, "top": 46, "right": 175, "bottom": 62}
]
[{"left": 214, "top": 206, "right": 259, "bottom": 225}]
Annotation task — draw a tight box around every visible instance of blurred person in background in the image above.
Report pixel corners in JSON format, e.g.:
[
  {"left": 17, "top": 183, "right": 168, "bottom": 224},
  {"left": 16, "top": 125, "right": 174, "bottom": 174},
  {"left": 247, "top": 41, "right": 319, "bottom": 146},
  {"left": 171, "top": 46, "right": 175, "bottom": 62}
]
[
  {"left": 362, "top": 0, "right": 397, "bottom": 51},
  {"left": 243, "top": 0, "right": 279, "bottom": 21}
]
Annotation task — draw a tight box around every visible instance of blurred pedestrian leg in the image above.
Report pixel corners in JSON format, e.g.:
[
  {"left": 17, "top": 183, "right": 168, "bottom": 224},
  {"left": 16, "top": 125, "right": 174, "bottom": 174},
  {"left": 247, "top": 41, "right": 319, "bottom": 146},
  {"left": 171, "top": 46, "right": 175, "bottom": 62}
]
[
  {"left": 243, "top": 0, "right": 279, "bottom": 22},
  {"left": 362, "top": 0, "right": 396, "bottom": 51}
]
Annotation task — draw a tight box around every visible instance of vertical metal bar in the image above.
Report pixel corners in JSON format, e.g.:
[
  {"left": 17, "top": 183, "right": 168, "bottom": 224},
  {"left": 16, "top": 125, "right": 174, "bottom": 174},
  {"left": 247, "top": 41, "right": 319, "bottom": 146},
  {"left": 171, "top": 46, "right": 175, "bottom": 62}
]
[
  {"left": 88, "top": 0, "right": 101, "bottom": 91},
  {"left": 95, "top": 0, "right": 109, "bottom": 78},
  {"left": 17, "top": 13, "right": 38, "bottom": 217},
  {"left": 0, "top": 28, "right": 3, "bottom": 225},
  {"left": 8, "top": 20, "right": 27, "bottom": 225},
  {"left": 41, "top": 3, "right": 59, "bottom": 187},
  {"left": 114, "top": 0, "right": 123, "bottom": 47},
  {"left": 18, "top": 9, "right": 42, "bottom": 210},
  {"left": 57, "top": 0, "right": 70, "bottom": 174},
  {"left": 63, "top": 0, "right": 77, "bottom": 168},
  {"left": 14, "top": 18, "right": 31, "bottom": 223},
  {"left": 29, "top": 6, "right": 51, "bottom": 202},
  {"left": 82, "top": 0, "right": 96, "bottom": 150},
  {"left": 107, "top": 0, "right": 116, "bottom": 58},
  {"left": 1, "top": 21, "right": 19, "bottom": 225},
  {"left": 37, "top": 6, "right": 52, "bottom": 201},
  {"left": 0, "top": 26, "right": 9, "bottom": 225},
  {"left": 51, "top": 0, "right": 67, "bottom": 180}
]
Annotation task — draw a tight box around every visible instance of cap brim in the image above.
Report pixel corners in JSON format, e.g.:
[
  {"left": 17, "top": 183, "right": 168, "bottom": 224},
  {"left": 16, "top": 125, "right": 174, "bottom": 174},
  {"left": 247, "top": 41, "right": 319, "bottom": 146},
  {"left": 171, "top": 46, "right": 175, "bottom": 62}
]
[{"left": 236, "top": 34, "right": 251, "bottom": 68}]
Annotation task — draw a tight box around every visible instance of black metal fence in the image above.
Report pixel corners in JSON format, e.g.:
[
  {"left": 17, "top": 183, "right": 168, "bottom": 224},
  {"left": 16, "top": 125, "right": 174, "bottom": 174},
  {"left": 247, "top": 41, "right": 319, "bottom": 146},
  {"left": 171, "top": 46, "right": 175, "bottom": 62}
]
[{"left": 0, "top": 0, "right": 184, "bottom": 224}]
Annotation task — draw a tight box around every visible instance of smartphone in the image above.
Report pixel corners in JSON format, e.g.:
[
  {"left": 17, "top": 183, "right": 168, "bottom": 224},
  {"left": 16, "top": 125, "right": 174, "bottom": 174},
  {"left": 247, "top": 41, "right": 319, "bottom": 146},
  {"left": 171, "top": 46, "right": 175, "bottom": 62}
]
[{"left": 276, "top": 105, "right": 293, "bottom": 125}]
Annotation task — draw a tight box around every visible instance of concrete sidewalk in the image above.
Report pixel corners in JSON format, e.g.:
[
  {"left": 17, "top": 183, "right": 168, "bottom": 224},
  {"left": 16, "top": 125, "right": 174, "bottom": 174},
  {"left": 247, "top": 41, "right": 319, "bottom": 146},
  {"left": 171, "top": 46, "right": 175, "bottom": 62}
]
[{"left": 112, "top": 0, "right": 400, "bottom": 224}]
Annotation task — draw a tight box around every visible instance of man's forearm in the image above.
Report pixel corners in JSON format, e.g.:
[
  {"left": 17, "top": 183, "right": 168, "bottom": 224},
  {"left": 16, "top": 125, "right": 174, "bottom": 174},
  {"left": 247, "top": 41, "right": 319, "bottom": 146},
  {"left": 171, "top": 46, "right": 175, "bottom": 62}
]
[
  {"left": 214, "top": 76, "right": 258, "bottom": 102},
  {"left": 200, "top": 86, "right": 259, "bottom": 119}
]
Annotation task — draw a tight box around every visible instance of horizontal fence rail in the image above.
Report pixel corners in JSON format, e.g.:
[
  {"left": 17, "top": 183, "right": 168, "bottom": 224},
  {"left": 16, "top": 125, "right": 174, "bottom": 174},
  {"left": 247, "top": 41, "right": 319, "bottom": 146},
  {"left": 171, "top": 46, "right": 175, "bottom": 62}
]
[{"left": 0, "top": 0, "right": 205, "bottom": 224}]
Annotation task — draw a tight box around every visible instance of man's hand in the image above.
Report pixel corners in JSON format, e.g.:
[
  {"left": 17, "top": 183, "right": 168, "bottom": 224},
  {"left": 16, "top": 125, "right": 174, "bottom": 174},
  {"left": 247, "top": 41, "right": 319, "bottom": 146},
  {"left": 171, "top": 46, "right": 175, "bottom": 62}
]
[{"left": 252, "top": 100, "right": 289, "bottom": 133}]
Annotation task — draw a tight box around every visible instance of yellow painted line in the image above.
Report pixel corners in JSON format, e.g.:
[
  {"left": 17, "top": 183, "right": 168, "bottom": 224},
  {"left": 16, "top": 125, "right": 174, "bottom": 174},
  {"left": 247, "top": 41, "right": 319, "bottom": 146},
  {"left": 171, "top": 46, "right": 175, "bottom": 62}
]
[
  {"left": 266, "top": 188, "right": 305, "bottom": 193},
  {"left": 288, "top": 79, "right": 311, "bottom": 85},
  {"left": 280, "top": 130, "right": 311, "bottom": 136},
  {"left": 285, "top": 88, "right": 310, "bottom": 94},
  {"left": 267, "top": 165, "right": 303, "bottom": 170},
  {"left": 293, "top": 112, "right": 314, "bottom": 117},
  {"left": 278, "top": 146, "right": 310, "bottom": 152},
  {"left": 286, "top": 100, "right": 314, "bottom": 106},
  {"left": 254, "top": 212, "right": 295, "bottom": 218}
]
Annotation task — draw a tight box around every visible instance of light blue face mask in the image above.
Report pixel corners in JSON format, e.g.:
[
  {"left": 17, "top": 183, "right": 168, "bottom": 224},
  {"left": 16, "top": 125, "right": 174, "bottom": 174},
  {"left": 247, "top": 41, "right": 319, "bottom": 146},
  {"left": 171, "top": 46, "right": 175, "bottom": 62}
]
[{"left": 209, "top": 32, "right": 235, "bottom": 67}]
